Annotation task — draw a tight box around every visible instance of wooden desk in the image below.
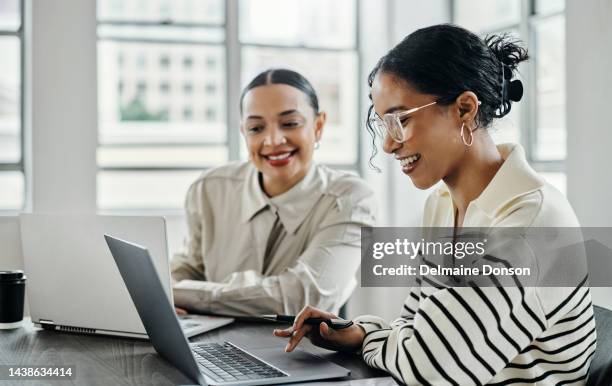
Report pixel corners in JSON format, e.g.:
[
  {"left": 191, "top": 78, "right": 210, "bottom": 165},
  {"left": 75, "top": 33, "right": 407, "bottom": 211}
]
[{"left": 0, "top": 319, "right": 391, "bottom": 385}]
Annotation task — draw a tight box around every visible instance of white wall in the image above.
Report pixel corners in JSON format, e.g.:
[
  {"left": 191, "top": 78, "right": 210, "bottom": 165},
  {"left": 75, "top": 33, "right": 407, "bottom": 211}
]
[
  {"left": 566, "top": 0, "right": 612, "bottom": 310},
  {"left": 29, "top": 0, "right": 98, "bottom": 213}
]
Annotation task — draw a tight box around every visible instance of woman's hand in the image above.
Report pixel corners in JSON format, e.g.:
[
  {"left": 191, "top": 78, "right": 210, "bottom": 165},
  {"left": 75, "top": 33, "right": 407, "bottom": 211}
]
[
  {"left": 175, "top": 307, "right": 188, "bottom": 316},
  {"left": 273, "top": 306, "right": 365, "bottom": 353}
]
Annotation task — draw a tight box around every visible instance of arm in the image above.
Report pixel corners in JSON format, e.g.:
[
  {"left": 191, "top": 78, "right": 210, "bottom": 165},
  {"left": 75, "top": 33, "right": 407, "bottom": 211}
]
[
  {"left": 355, "top": 286, "right": 547, "bottom": 385},
  {"left": 173, "top": 190, "right": 376, "bottom": 316},
  {"left": 170, "top": 179, "right": 208, "bottom": 283}
]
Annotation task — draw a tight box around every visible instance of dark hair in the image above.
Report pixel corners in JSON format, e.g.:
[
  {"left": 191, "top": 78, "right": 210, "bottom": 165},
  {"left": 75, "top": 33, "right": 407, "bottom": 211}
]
[
  {"left": 366, "top": 24, "right": 529, "bottom": 166},
  {"left": 240, "top": 68, "right": 320, "bottom": 115}
]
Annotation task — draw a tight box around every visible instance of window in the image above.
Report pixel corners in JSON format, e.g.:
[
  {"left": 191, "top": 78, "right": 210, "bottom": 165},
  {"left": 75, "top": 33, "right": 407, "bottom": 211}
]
[
  {"left": 183, "top": 55, "right": 193, "bottom": 68},
  {"left": 97, "top": 0, "right": 227, "bottom": 210},
  {"left": 97, "top": 0, "right": 360, "bottom": 210},
  {"left": 453, "top": 0, "right": 566, "bottom": 194},
  {"left": 0, "top": 0, "right": 25, "bottom": 210},
  {"left": 239, "top": 0, "right": 359, "bottom": 166}
]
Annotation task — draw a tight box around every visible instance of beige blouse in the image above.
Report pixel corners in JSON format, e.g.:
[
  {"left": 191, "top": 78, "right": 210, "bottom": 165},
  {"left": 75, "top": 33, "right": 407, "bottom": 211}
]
[{"left": 171, "top": 161, "right": 377, "bottom": 316}]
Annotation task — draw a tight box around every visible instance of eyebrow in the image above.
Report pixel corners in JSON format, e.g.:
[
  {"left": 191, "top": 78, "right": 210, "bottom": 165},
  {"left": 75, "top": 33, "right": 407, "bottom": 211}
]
[
  {"left": 245, "top": 109, "right": 302, "bottom": 120},
  {"left": 278, "top": 109, "right": 301, "bottom": 117},
  {"left": 384, "top": 106, "right": 409, "bottom": 115}
]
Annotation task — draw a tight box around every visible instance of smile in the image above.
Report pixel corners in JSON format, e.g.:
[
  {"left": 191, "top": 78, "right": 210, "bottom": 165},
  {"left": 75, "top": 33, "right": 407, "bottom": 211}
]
[
  {"left": 262, "top": 149, "right": 298, "bottom": 166},
  {"left": 399, "top": 153, "right": 421, "bottom": 167},
  {"left": 397, "top": 153, "right": 421, "bottom": 174}
]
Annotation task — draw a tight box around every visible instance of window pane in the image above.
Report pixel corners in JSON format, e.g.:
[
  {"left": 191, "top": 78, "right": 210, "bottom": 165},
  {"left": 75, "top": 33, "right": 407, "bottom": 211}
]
[
  {"left": 535, "top": 0, "right": 564, "bottom": 14},
  {"left": 242, "top": 47, "right": 359, "bottom": 165},
  {"left": 239, "top": 0, "right": 356, "bottom": 48},
  {"left": 97, "top": 0, "right": 224, "bottom": 25},
  {"left": 0, "top": 36, "right": 20, "bottom": 163},
  {"left": 454, "top": 0, "right": 521, "bottom": 32},
  {"left": 0, "top": 171, "right": 24, "bottom": 210},
  {"left": 97, "top": 145, "right": 228, "bottom": 168},
  {"left": 534, "top": 15, "right": 565, "bottom": 160},
  {"left": 97, "top": 170, "right": 202, "bottom": 209},
  {"left": 0, "top": 0, "right": 20, "bottom": 31},
  {"left": 98, "top": 24, "right": 225, "bottom": 44},
  {"left": 98, "top": 40, "right": 227, "bottom": 145}
]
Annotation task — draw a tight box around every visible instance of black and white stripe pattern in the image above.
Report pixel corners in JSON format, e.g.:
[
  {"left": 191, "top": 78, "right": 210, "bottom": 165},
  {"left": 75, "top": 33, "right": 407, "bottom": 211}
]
[{"left": 355, "top": 280, "right": 596, "bottom": 385}]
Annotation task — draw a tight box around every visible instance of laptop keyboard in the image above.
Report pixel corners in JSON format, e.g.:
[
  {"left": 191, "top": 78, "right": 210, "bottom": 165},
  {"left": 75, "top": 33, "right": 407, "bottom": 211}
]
[{"left": 192, "top": 342, "right": 288, "bottom": 383}]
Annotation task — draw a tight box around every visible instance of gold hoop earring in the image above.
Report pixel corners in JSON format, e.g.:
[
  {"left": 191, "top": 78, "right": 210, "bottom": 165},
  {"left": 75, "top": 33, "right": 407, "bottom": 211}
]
[{"left": 460, "top": 123, "right": 475, "bottom": 147}]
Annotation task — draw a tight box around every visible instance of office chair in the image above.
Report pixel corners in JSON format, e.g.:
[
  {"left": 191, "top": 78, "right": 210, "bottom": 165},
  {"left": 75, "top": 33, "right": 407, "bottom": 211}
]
[{"left": 587, "top": 305, "right": 612, "bottom": 386}]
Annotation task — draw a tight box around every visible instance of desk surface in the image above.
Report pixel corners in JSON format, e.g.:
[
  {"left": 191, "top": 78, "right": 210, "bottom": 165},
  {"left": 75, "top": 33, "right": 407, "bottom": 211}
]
[{"left": 0, "top": 319, "right": 391, "bottom": 386}]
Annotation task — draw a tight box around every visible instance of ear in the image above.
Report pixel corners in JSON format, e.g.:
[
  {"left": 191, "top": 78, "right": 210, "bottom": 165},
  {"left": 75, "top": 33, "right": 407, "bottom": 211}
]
[
  {"left": 455, "top": 91, "right": 480, "bottom": 127},
  {"left": 314, "top": 111, "right": 326, "bottom": 142}
]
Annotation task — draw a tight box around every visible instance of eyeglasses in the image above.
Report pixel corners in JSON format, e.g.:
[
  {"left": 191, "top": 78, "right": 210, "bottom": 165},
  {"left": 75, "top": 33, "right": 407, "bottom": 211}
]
[{"left": 369, "top": 101, "right": 437, "bottom": 143}]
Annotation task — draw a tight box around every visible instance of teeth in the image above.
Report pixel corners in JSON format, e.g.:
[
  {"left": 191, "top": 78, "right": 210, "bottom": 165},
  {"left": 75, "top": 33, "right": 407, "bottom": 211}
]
[
  {"left": 268, "top": 152, "right": 292, "bottom": 160},
  {"left": 400, "top": 154, "right": 420, "bottom": 167}
]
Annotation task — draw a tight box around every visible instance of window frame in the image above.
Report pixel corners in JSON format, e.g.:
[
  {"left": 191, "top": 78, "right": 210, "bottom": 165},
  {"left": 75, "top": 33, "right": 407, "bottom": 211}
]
[
  {"left": 0, "top": 0, "right": 26, "bottom": 211},
  {"left": 451, "top": 0, "right": 565, "bottom": 174},
  {"left": 95, "top": 0, "right": 363, "bottom": 212}
]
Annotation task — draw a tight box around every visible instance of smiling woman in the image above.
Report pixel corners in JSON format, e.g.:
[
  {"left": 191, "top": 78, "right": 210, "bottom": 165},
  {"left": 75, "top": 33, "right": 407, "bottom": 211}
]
[
  {"left": 239, "top": 70, "right": 325, "bottom": 197},
  {"left": 170, "top": 68, "right": 376, "bottom": 317},
  {"left": 274, "top": 25, "right": 595, "bottom": 386}
]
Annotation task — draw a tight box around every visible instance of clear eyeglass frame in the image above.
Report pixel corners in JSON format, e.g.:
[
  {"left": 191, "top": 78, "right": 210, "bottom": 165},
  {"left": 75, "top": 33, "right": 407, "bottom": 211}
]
[{"left": 369, "top": 101, "right": 437, "bottom": 143}]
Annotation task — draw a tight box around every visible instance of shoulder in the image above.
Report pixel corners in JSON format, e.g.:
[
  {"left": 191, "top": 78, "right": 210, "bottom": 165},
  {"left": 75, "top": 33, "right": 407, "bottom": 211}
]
[
  {"left": 495, "top": 181, "right": 580, "bottom": 227},
  {"left": 197, "top": 161, "right": 252, "bottom": 183},
  {"left": 189, "top": 162, "right": 252, "bottom": 191},
  {"left": 318, "top": 165, "right": 374, "bottom": 201},
  {"left": 316, "top": 165, "right": 377, "bottom": 225},
  {"left": 185, "top": 161, "right": 252, "bottom": 205}
]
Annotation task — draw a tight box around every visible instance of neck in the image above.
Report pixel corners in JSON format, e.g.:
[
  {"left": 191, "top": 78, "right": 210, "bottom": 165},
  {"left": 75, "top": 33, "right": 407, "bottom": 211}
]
[
  {"left": 261, "top": 164, "right": 311, "bottom": 198},
  {"left": 443, "top": 132, "right": 504, "bottom": 221}
]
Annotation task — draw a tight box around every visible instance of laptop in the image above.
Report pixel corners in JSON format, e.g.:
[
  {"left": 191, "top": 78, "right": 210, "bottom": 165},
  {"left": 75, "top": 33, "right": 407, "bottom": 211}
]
[
  {"left": 105, "top": 234, "right": 350, "bottom": 385},
  {"left": 19, "top": 214, "right": 233, "bottom": 339}
]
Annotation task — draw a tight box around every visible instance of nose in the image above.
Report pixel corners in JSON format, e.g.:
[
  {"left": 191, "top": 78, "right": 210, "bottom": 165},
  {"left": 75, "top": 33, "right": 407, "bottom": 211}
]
[
  {"left": 382, "top": 133, "right": 401, "bottom": 154},
  {"left": 263, "top": 126, "right": 287, "bottom": 146}
]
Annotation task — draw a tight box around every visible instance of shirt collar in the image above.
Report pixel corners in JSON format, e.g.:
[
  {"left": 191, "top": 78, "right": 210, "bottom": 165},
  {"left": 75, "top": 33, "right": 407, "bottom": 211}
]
[
  {"left": 240, "top": 165, "right": 269, "bottom": 223},
  {"left": 435, "top": 143, "right": 544, "bottom": 218},
  {"left": 241, "top": 163, "right": 324, "bottom": 234}
]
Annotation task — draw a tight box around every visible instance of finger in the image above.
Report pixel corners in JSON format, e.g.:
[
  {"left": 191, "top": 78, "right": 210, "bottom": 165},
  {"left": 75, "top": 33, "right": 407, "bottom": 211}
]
[
  {"left": 293, "top": 306, "right": 336, "bottom": 331},
  {"left": 273, "top": 328, "right": 293, "bottom": 338},
  {"left": 292, "top": 306, "right": 314, "bottom": 331},
  {"left": 319, "top": 322, "right": 333, "bottom": 339},
  {"left": 286, "top": 325, "right": 311, "bottom": 352},
  {"left": 175, "top": 307, "right": 187, "bottom": 315}
]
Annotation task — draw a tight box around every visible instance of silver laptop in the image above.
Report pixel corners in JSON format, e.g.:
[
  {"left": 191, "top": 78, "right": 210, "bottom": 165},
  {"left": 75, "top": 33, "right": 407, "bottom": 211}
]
[
  {"left": 105, "top": 235, "right": 350, "bottom": 385},
  {"left": 19, "top": 214, "right": 233, "bottom": 338}
]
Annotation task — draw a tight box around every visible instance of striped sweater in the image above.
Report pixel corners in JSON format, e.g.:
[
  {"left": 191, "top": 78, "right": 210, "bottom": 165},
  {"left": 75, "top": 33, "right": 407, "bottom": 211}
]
[
  {"left": 355, "top": 278, "right": 596, "bottom": 385},
  {"left": 354, "top": 144, "right": 596, "bottom": 385}
]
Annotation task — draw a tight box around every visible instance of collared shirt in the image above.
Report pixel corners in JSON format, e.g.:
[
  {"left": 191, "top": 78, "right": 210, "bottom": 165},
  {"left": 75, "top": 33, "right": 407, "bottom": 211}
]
[
  {"left": 171, "top": 161, "right": 376, "bottom": 316},
  {"left": 422, "top": 142, "right": 581, "bottom": 228},
  {"left": 355, "top": 144, "right": 595, "bottom": 385}
]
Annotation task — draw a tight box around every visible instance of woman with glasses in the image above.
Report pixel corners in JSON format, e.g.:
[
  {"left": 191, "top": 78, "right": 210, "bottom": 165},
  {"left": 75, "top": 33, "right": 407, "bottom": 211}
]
[
  {"left": 171, "top": 69, "right": 376, "bottom": 316},
  {"left": 275, "top": 25, "right": 594, "bottom": 385}
]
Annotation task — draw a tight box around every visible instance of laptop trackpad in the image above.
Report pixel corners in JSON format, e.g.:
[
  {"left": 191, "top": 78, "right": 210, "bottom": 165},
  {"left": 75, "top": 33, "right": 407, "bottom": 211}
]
[{"left": 250, "top": 347, "right": 350, "bottom": 378}]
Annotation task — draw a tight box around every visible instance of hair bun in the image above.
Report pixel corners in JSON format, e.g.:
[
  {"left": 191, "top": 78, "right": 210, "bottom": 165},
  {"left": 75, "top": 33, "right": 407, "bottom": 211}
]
[{"left": 508, "top": 79, "right": 523, "bottom": 102}]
